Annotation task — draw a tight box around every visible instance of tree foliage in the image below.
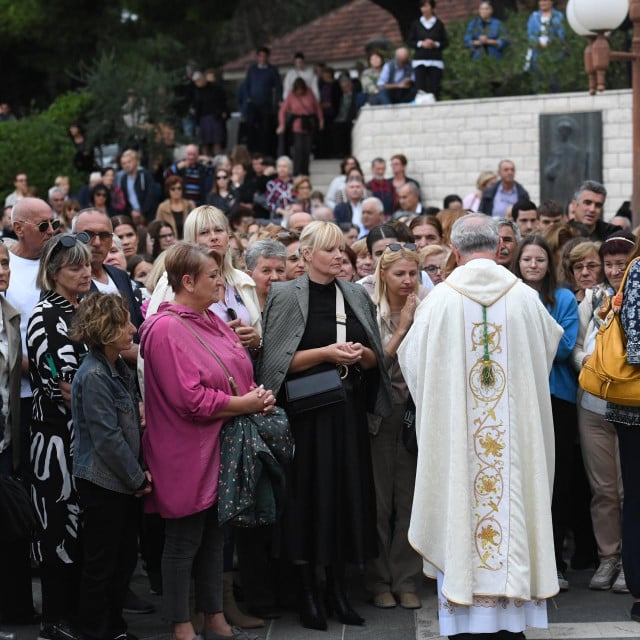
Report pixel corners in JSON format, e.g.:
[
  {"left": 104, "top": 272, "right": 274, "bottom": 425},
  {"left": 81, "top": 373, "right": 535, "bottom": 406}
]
[{"left": 0, "top": 92, "right": 93, "bottom": 200}]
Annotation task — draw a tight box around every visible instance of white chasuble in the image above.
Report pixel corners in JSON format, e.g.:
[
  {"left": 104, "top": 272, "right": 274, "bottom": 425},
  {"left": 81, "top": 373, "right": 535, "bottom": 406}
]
[
  {"left": 400, "top": 259, "right": 562, "bottom": 622},
  {"left": 436, "top": 295, "right": 547, "bottom": 636}
]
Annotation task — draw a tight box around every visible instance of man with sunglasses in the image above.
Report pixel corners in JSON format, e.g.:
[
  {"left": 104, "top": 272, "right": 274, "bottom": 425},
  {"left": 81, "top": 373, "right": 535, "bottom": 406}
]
[
  {"left": 2, "top": 197, "right": 55, "bottom": 627},
  {"left": 73, "top": 210, "right": 143, "bottom": 364}
]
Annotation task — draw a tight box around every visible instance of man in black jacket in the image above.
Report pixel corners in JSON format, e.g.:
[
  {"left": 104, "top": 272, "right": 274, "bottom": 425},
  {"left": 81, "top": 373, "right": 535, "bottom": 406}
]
[
  {"left": 479, "top": 159, "right": 530, "bottom": 218},
  {"left": 73, "top": 209, "right": 143, "bottom": 364},
  {"left": 569, "top": 180, "right": 621, "bottom": 241}
]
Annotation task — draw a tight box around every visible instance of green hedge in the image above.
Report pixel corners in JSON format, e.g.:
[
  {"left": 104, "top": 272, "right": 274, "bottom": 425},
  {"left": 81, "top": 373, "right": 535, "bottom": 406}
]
[
  {"left": 441, "top": 13, "right": 629, "bottom": 100},
  {"left": 0, "top": 91, "right": 94, "bottom": 203}
]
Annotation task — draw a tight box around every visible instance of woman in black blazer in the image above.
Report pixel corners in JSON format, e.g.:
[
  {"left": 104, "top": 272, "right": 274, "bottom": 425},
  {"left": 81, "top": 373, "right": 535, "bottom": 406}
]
[
  {"left": 407, "top": 0, "right": 449, "bottom": 99},
  {"left": 257, "top": 221, "right": 392, "bottom": 631}
]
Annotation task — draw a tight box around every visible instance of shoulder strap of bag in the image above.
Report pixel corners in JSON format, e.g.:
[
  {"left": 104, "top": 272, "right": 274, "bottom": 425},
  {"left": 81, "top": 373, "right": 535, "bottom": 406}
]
[
  {"left": 335, "top": 284, "right": 346, "bottom": 343},
  {"left": 612, "top": 257, "right": 640, "bottom": 313},
  {"left": 165, "top": 311, "right": 239, "bottom": 396}
]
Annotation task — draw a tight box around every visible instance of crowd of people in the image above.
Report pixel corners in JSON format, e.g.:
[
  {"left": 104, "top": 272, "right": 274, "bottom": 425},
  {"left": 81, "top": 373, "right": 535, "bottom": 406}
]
[
  {"left": 0, "top": 3, "right": 637, "bottom": 640},
  {"left": 169, "top": 0, "right": 568, "bottom": 164},
  {"left": 1, "top": 135, "right": 640, "bottom": 640}
]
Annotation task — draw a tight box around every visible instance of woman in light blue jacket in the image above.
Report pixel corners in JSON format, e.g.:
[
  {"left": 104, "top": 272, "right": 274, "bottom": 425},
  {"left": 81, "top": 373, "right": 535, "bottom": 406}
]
[{"left": 526, "top": 0, "right": 566, "bottom": 70}]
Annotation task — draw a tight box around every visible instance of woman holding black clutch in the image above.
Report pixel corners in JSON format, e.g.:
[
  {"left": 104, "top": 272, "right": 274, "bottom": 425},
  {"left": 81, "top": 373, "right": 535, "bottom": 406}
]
[{"left": 257, "top": 221, "right": 392, "bottom": 631}]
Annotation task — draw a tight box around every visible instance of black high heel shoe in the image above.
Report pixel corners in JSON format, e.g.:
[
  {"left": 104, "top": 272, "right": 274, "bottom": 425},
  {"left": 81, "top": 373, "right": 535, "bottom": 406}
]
[
  {"left": 297, "top": 564, "right": 327, "bottom": 631},
  {"left": 325, "top": 565, "right": 365, "bottom": 626}
]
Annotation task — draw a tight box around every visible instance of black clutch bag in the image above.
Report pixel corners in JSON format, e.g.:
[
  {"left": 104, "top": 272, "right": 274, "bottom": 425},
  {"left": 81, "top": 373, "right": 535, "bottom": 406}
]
[{"left": 284, "top": 368, "right": 346, "bottom": 415}]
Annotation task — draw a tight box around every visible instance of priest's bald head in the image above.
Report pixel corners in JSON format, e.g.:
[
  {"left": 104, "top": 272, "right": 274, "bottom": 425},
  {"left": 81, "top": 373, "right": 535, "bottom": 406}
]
[{"left": 450, "top": 213, "right": 501, "bottom": 265}]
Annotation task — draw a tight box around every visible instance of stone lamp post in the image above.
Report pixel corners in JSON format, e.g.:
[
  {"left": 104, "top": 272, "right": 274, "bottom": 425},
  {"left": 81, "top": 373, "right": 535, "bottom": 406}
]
[{"left": 568, "top": 0, "right": 640, "bottom": 225}]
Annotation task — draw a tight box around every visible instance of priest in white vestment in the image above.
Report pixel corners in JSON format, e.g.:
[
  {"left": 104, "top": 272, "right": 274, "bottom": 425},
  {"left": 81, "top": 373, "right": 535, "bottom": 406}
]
[{"left": 398, "top": 214, "right": 563, "bottom": 640}]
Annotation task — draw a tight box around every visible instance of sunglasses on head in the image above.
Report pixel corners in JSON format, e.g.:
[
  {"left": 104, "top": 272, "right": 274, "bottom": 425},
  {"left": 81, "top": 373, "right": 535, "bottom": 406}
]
[
  {"left": 19, "top": 218, "right": 61, "bottom": 233},
  {"left": 50, "top": 232, "right": 90, "bottom": 259},
  {"left": 385, "top": 242, "right": 417, "bottom": 252}
]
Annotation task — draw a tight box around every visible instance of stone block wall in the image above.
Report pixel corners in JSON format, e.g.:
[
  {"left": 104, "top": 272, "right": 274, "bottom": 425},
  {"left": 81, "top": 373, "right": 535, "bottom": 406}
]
[{"left": 352, "top": 89, "right": 632, "bottom": 218}]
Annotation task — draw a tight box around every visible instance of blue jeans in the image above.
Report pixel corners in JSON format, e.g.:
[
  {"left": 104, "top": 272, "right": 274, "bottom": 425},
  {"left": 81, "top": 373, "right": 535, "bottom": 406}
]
[{"left": 615, "top": 424, "right": 640, "bottom": 598}]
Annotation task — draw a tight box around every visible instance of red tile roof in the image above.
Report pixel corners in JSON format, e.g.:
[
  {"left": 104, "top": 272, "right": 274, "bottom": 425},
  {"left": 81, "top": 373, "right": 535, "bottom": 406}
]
[
  {"left": 223, "top": 0, "right": 403, "bottom": 72},
  {"left": 223, "top": 0, "right": 568, "bottom": 74}
]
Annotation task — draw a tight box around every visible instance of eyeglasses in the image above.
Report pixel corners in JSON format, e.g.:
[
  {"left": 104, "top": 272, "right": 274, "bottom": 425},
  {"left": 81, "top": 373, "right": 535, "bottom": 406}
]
[
  {"left": 217, "top": 174, "right": 229, "bottom": 180},
  {"left": 50, "top": 232, "right": 90, "bottom": 259},
  {"left": 82, "top": 230, "right": 113, "bottom": 242},
  {"left": 385, "top": 242, "right": 417, "bottom": 252},
  {"left": 94, "top": 192, "right": 107, "bottom": 198},
  {"left": 17, "top": 218, "right": 61, "bottom": 233},
  {"left": 572, "top": 262, "right": 601, "bottom": 273},
  {"left": 424, "top": 265, "right": 443, "bottom": 274}
]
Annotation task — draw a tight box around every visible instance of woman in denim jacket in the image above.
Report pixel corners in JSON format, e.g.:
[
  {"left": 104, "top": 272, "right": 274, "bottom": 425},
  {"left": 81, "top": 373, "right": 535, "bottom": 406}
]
[{"left": 70, "top": 293, "right": 151, "bottom": 640}]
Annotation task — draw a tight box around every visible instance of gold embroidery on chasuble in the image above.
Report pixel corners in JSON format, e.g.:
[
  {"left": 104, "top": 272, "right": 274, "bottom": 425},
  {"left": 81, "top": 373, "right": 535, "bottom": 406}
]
[{"left": 463, "top": 297, "right": 509, "bottom": 582}]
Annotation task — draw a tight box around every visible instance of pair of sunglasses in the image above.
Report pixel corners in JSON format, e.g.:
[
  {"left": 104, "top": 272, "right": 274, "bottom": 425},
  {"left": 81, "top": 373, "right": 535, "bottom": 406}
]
[
  {"left": 19, "top": 218, "right": 61, "bottom": 233},
  {"left": 385, "top": 242, "right": 417, "bottom": 252}
]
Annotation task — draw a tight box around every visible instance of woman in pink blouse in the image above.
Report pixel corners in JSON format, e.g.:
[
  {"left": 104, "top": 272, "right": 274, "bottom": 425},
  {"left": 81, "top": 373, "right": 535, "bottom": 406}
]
[
  {"left": 277, "top": 77, "right": 323, "bottom": 177},
  {"left": 141, "top": 242, "right": 276, "bottom": 640}
]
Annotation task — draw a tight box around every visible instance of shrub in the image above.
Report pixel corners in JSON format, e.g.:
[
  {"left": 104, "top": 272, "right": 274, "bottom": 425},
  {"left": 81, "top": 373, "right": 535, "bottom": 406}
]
[
  {"left": 441, "top": 12, "right": 630, "bottom": 100},
  {"left": 0, "top": 91, "right": 93, "bottom": 201}
]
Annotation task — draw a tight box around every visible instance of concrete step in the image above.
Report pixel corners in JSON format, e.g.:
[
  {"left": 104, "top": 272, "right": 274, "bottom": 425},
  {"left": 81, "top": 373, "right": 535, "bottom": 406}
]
[{"left": 310, "top": 157, "right": 342, "bottom": 195}]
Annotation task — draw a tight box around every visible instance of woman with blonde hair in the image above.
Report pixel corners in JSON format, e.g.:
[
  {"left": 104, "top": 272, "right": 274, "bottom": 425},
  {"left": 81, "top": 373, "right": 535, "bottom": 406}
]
[
  {"left": 147, "top": 206, "right": 261, "bottom": 347},
  {"left": 462, "top": 170, "right": 498, "bottom": 212},
  {"left": 419, "top": 244, "right": 449, "bottom": 286},
  {"left": 257, "top": 221, "right": 392, "bottom": 630},
  {"left": 366, "top": 243, "right": 425, "bottom": 610}
]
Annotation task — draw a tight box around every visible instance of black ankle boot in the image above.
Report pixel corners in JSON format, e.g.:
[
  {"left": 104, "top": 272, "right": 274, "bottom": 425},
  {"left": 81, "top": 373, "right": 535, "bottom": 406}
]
[
  {"left": 325, "top": 564, "right": 364, "bottom": 626},
  {"left": 297, "top": 564, "right": 327, "bottom": 631}
]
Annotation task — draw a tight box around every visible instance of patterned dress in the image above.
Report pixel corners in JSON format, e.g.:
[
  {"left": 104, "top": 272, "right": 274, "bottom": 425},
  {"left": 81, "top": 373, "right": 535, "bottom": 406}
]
[{"left": 27, "top": 290, "right": 87, "bottom": 566}]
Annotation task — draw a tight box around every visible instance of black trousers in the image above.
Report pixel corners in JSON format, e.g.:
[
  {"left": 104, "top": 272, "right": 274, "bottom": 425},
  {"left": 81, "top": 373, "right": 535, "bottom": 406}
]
[
  {"left": 236, "top": 525, "right": 277, "bottom": 609},
  {"left": 0, "top": 444, "right": 35, "bottom": 623},
  {"left": 550, "top": 396, "right": 578, "bottom": 573},
  {"left": 616, "top": 424, "right": 640, "bottom": 598},
  {"left": 415, "top": 65, "right": 443, "bottom": 99},
  {"left": 291, "top": 133, "right": 312, "bottom": 177},
  {"left": 76, "top": 479, "right": 139, "bottom": 640},
  {"left": 40, "top": 563, "right": 81, "bottom": 624}
]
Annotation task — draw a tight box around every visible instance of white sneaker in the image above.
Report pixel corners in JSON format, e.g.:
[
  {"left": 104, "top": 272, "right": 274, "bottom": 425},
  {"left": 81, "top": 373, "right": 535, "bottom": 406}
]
[
  {"left": 589, "top": 558, "right": 620, "bottom": 590},
  {"left": 612, "top": 565, "right": 630, "bottom": 593},
  {"left": 557, "top": 570, "right": 569, "bottom": 591}
]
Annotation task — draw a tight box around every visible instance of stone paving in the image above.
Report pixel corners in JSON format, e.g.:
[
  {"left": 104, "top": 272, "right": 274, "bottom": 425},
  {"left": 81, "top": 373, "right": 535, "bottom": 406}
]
[{"left": 4, "top": 564, "right": 638, "bottom": 640}]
